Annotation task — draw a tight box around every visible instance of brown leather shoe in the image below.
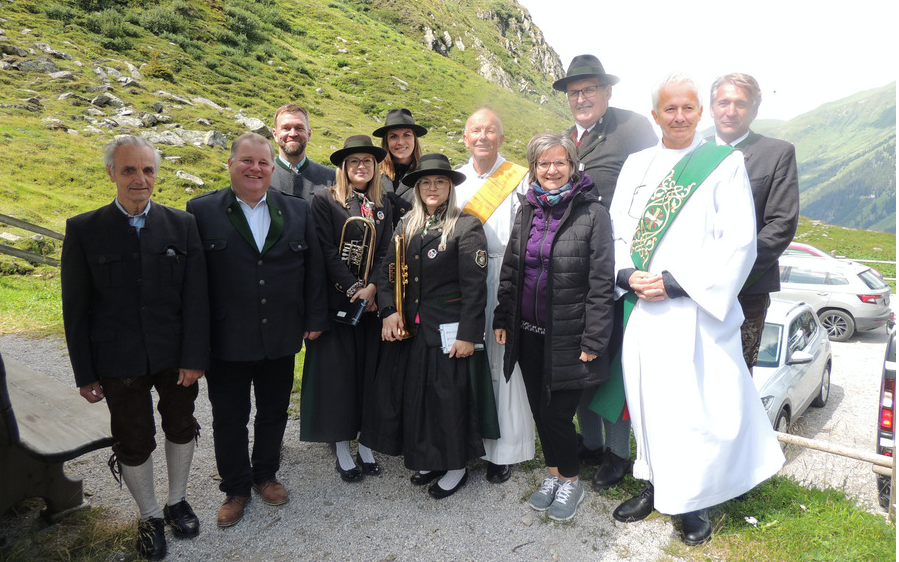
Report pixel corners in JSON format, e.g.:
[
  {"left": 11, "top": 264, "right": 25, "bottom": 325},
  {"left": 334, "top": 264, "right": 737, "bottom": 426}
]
[
  {"left": 217, "top": 495, "right": 250, "bottom": 528},
  {"left": 252, "top": 480, "right": 289, "bottom": 506}
]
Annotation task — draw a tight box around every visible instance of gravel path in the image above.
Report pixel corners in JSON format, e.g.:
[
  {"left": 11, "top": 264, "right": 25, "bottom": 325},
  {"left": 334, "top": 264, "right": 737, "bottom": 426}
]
[{"left": 0, "top": 327, "right": 891, "bottom": 561}]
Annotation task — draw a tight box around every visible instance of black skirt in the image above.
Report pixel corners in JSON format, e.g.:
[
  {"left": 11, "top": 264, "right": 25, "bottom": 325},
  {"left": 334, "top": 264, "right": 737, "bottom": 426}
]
[{"left": 299, "top": 312, "right": 380, "bottom": 443}]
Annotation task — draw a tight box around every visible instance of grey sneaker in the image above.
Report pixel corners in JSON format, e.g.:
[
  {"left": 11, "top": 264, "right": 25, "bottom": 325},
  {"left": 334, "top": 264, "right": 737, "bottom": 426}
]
[
  {"left": 528, "top": 476, "right": 559, "bottom": 511},
  {"left": 548, "top": 478, "right": 585, "bottom": 521}
]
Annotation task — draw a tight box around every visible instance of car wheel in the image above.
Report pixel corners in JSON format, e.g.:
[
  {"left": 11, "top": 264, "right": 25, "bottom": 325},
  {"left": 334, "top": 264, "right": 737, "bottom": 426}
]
[
  {"left": 774, "top": 407, "right": 790, "bottom": 433},
  {"left": 811, "top": 363, "right": 831, "bottom": 407},
  {"left": 818, "top": 309, "right": 855, "bottom": 342}
]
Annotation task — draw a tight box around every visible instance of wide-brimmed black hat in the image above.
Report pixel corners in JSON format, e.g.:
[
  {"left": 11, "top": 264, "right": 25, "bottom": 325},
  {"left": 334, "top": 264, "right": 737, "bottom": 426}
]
[
  {"left": 401, "top": 153, "right": 466, "bottom": 187},
  {"left": 372, "top": 108, "right": 428, "bottom": 138},
  {"left": 330, "top": 134, "right": 387, "bottom": 166},
  {"left": 552, "top": 54, "right": 620, "bottom": 92}
]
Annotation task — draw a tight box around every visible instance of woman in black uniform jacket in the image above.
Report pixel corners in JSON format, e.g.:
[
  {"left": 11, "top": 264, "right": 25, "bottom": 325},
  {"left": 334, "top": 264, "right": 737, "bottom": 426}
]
[
  {"left": 365, "top": 153, "right": 490, "bottom": 499},
  {"left": 372, "top": 108, "right": 427, "bottom": 227},
  {"left": 300, "top": 135, "right": 393, "bottom": 482}
]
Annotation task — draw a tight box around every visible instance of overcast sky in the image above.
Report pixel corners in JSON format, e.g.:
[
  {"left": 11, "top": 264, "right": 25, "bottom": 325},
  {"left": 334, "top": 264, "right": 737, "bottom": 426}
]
[{"left": 519, "top": 0, "right": 897, "bottom": 129}]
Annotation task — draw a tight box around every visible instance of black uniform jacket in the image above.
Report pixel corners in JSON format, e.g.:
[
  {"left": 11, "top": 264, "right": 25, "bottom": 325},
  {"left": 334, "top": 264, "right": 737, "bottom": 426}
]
[
  {"left": 378, "top": 213, "right": 488, "bottom": 348},
  {"left": 61, "top": 201, "right": 210, "bottom": 387},
  {"left": 270, "top": 158, "right": 336, "bottom": 201},
  {"left": 311, "top": 188, "right": 393, "bottom": 312},
  {"left": 381, "top": 175, "right": 415, "bottom": 227},
  {"left": 186, "top": 187, "right": 328, "bottom": 362}
]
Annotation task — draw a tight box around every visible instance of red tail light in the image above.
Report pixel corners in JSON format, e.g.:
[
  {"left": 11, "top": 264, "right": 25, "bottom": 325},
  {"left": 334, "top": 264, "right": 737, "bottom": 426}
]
[
  {"left": 858, "top": 294, "right": 882, "bottom": 304},
  {"left": 879, "top": 378, "right": 895, "bottom": 431}
]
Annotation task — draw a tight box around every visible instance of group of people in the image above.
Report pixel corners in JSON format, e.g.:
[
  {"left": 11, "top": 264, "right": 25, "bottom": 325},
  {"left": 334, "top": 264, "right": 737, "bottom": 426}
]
[{"left": 60, "top": 52, "right": 799, "bottom": 561}]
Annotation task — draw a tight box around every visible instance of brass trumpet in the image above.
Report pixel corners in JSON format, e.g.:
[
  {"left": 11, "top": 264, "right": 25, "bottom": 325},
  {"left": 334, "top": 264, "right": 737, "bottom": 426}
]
[
  {"left": 339, "top": 216, "right": 377, "bottom": 285},
  {"left": 389, "top": 232, "right": 414, "bottom": 339}
]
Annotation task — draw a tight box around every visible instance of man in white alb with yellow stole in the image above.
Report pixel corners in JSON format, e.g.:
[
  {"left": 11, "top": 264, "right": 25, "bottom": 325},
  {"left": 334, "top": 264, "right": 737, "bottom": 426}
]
[
  {"left": 608, "top": 75, "right": 783, "bottom": 546},
  {"left": 456, "top": 108, "right": 535, "bottom": 483}
]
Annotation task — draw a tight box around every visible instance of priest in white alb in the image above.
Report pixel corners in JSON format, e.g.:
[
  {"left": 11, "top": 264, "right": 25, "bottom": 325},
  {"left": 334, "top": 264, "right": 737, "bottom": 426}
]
[
  {"left": 608, "top": 74, "right": 784, "bottom": 546},
  {"left": 455, "top": 108, "right": 535, "bottom": 483}
]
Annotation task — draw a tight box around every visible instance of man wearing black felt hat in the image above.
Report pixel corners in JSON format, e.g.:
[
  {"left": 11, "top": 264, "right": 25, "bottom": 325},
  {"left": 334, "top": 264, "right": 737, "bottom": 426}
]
[{"left": 554, "top": 54, "right": 657, "bottom": 494}]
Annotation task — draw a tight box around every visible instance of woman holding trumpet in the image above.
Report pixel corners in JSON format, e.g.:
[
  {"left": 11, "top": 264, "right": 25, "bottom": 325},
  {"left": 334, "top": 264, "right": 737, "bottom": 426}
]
[
  {"left": 366, "top": 153, "right": 493, "bottom": 499},
  {"left": 300, "top": 135, "right": 393, "bottom": 482}
]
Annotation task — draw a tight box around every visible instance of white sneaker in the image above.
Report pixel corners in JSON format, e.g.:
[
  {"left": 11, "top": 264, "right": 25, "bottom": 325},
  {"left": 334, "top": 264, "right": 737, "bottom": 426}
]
[
  {"left": 528, "top": 476, "right": 559, "bottom": 511},
  {"left": 548, "top": 478, "right": 585, "bottom": 521}
]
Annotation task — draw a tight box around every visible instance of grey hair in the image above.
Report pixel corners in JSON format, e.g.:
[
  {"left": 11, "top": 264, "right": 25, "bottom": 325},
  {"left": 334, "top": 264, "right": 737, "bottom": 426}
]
[
  {"left": 463, "top": 107, "right": 504, "bottom": 136},
  {"left": 525, "top": 132, "right": 581, "bottom": 186},
  {"left": 710, "top": 73, "right": 762, "bottom": 111},
  {"left": 230, "top": 132, "right": 276, "bottom": 160},
  {"left": 651, "top": 73, "right": 703, "bottom": 111},
  {"left": 103, "top": 136, "right": 160, "bottom": 172}
]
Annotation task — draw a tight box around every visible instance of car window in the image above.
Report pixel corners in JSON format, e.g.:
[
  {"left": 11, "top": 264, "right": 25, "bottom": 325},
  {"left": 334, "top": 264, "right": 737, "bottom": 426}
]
[
  {"left": 824, "top": 272, "right": 850, "bottom": 285},
  {"left": 860, "top": 269, "right": 889, "bottom": 290},
  {"left": 783, "top": 266, "right": 827, "bottom": 285},
  {"left": 788, "top": 318, "right": 807, "bottom": 353},
  {"left": 800, "top": 311, "right": 818, "bottom": 342},
  {"left": 757, "top": 323, "right": 782, "bottom": 368}
]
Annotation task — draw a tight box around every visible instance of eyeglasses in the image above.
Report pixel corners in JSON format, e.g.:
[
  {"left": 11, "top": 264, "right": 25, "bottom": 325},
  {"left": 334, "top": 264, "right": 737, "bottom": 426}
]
[
  {"left": 418, "top": 178, "right": 451, "bottom": 190},
  {"left": 346, "top": 157, "right": 375, "bottom": 169},
  {"left": 535, "top": 160, "right": 570, "bottom": 171},
  {"left": 566, "top": 84, "right": 606, "bottom": 100}
]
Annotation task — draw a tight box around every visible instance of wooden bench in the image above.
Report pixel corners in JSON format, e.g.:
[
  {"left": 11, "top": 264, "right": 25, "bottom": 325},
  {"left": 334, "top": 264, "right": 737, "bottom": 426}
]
[{"left": 1, "top": 352, "right": 114, "bottom": 523}]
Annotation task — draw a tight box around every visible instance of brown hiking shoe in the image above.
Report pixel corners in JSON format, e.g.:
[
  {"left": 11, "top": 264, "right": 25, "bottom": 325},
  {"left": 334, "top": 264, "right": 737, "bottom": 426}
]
[
  {"left": 217, "top": 495, "right": 250, "bottom": 528},
  {"left": 252, "top": 480, "right": 289, "bottom": 506}
]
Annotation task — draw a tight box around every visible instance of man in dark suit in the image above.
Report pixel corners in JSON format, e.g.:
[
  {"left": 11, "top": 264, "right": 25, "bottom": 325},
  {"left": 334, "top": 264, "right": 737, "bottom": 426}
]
[
  {"left": 710, "top": 73, "right": 799, "bottom": 371},
  {"left": 187, "top": 132, "right": 328, "bottom": 528},
  {"left": 61, "top": 136, "right": 209, "bottom": 561},
  {"left": 269, "top": 103, "right": 336, "bottom": 200},
  {"left": 554, "top": 54, "right": 658, "bottom": 492}
]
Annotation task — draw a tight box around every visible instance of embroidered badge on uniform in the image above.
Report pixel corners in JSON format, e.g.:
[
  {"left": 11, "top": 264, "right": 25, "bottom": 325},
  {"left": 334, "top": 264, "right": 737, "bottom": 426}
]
[
  {"left": 475, "top": 250, "right": 487, "bottom": 268},
  {"left": 427, "top": 248, "right": 438, "bottom": 259}
]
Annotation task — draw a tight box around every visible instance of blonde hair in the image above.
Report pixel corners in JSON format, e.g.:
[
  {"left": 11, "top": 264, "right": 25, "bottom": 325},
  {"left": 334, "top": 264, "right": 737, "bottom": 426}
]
[
  {"left": 401, "top": 175, "right": 461, "bottom": 248},
  {"left": 330, "top": 155, "right": 384, "bottom": 208},
  {"left": 379, "top": 131, "right": 422, "bottom": 181}
]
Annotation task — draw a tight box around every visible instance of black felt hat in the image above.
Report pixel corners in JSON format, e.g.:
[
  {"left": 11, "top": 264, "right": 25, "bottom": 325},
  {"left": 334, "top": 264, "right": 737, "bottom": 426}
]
[
  {"left": 552, "top": 54, "right": 620, "bottom": 92},
  {"left": 372, "top": 108, "right": 428, "bottom": 138},
  {"left": 330, "top": 135, "right": 387, "bottom": 166},
  {"left": 401, "top": 153, "right": 466, "bottom": 187}
]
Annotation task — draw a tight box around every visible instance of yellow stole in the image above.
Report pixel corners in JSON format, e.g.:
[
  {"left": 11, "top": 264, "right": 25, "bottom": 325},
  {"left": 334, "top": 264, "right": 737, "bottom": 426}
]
[{"left": 461, "top": 161, "right": 528, "bottom": 224}]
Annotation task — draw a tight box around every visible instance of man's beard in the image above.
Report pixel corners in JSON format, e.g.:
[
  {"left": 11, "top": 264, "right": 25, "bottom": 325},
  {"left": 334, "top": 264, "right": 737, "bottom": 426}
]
[{"left": 279, "top": 139, "right": 307, "bottom": 157}]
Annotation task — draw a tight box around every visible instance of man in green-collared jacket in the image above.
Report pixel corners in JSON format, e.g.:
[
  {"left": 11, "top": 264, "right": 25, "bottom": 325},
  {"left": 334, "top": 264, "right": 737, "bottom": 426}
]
[{"left": 269, "top": 103, "right": 335, "bottom": 200}]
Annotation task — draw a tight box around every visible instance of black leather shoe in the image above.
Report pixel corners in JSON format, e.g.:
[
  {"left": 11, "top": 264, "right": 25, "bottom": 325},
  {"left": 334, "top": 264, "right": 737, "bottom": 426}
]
[
  {"left": 485, "top": 462, "right": 512, "bottom": 484},
  {"left": 592, "top": 450, "right": 629, "bottom": 490},
  {"left": 576, "top": 434, "right": 604, "bottom": 465},
  {"left": 356, "top": 453, "right": 381, "bottom": 476},
  {"left": 428, "top": 470, "right": 468, "bottom": 499},
  {"left": 410, "top": 470, "right": 446, "bottom": 486},
  {"left": 137, "top": 517, "right": 166, "bottom": 561},
  {"left": 613, "top": 482, "right": 654, "bottom": 523},
  {"left": 336, "top": 459, "right": 363, "bottom": 482},
  {"left": 681, "top": 509, "right": 712, "bottom": 546},
  {"left": 163, "top": 499, "right": 200, "bottom": 538}
]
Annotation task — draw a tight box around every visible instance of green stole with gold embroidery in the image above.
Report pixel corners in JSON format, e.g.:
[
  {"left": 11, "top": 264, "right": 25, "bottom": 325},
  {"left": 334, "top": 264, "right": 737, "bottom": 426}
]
[{"left": 589, "top": 142, "right": 734, "bottom": 422}]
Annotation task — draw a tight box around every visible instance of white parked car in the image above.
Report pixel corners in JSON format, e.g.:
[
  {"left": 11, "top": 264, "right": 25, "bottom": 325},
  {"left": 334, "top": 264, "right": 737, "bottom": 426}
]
[{"left": 774, "top": 255, "right": 891, "bottom": 342}]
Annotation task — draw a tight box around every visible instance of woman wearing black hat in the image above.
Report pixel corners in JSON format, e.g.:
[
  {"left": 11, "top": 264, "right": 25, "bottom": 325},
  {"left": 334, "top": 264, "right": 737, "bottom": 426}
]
[
  {"left": 364, "top": 153, "right": 495, "bottom": 499},
  {"left": 300, "top": 135, "right": 394, "bottom": 482},
  {"left": 372, "top": 108, "right": 427, "bottom": 227}
]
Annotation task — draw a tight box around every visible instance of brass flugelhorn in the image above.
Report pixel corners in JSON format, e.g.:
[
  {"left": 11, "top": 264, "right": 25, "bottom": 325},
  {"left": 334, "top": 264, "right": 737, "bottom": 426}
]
[
  {"left": 389, "top": 232, "right": 414, "bottom": 339},
  {"left": 339, "top": 216, "right": 377, "bottom": 285}
]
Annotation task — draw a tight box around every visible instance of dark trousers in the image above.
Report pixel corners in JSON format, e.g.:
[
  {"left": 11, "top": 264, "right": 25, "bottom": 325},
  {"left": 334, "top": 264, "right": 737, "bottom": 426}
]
[
  {"left": 739, "top": 293, "right": 771, "bottom": 372},
  {"left": 207, "top": 355, "right": 295, "bottom": 496},
  {"left": 101, "top": 368, "right": 199, "bottom": 466},
  {"left": 517, "top": 330, "right": 583, "bottom": 478}
]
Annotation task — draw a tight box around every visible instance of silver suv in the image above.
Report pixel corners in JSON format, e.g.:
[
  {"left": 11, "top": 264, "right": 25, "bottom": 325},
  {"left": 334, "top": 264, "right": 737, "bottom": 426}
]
[{"left": 774, "top": 255, "right": 891, "bottom": 342}]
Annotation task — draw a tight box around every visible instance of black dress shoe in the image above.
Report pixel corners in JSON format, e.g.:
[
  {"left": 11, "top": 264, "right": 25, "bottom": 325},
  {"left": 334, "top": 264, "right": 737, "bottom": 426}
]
[
  {"left": 163, "top": 499, "right": 200, "bottom": 538},
  {"left": 485, "top": 462, "right": 512, "bottom": 484},
  {"left": 137, "top": 517, "right": 166, "bottom": 561},
  {"left": 612, "top": 482, "right": 654, "bottom": 523},
  {"left": 681, "top": 509, "right": 712, "bottom": 546},
  {"left": 592, "top": 450, "right": 629, "bottom": 490},
  {"left": 428, "top": 470, "right": 468, "bottom": 499},
  {"left": 410, "top": 470, "right": 446, "bottom": 486},
  {"left": 356, "top": 453, "right": 381, "bottom": 476},
  {"left": 576, "top": 434, "right": 604, "bottom": 465},
  {"left": 336, "top": 459, "right": 363, "bottom": 482}
]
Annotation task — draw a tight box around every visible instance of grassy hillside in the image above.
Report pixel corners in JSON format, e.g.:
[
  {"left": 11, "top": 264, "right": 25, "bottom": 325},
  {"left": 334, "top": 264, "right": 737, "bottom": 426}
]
[
  {"left": 755, "top": 82, "right": 896, "bottom": 233},
  {"left": 0, "top": 0, "right": 571, "bottom": 235}
]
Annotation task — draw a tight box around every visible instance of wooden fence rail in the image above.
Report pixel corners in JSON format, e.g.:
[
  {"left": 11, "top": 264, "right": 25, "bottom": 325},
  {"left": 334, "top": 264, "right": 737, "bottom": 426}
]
[{"left": 0, "top": 213, "right": 64, "bottom": 267}]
